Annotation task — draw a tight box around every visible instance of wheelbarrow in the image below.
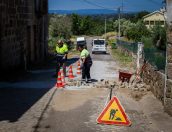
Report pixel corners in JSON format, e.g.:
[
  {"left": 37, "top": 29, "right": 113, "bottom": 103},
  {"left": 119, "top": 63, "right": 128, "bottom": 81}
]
[{"left": 119, "top": 70, "right": 133, "bottom": 83}]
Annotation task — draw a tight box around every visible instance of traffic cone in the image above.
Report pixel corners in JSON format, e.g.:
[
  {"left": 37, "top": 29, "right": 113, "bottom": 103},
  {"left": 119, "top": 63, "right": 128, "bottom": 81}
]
[
  {"left": 77, "top": 60, "right": 81, "bottom": 75},
  {"left": 68, "top": 65, "right": 74, "bottom": 79},
  {"left": 60, "top": 68, "right": 66, "bottom": 86},
  {"left": 56, "top": 71, "right": 63, "bottom": 88}
]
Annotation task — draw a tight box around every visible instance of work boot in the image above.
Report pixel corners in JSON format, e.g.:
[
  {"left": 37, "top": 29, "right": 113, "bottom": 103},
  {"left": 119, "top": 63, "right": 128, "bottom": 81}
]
[{"left": 87, "top": 79, "right": 92, "bottom": 83}]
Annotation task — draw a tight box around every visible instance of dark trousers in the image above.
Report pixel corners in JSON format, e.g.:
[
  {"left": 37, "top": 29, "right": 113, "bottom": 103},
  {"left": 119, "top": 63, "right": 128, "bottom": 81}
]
[
  {"left": 82, "top": 63, "right": 91, "bottom": 81},
  {"left": 56, "top": 56, "right": 67, "bottom": 77}
]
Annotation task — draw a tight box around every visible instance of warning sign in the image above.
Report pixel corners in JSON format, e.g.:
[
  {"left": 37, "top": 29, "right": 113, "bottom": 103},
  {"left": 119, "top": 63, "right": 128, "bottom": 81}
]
[{"left": 97, "top": 96, "right": 131, "bottom": 126}]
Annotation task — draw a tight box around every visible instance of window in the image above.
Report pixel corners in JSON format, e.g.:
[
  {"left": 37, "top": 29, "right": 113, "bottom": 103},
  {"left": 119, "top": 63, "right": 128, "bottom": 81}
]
[
  {"left": 150, "top": 21, "right": 154, "bottom": 25},
  {"left": 145, "top": 21, "right": 149, "bottom": 25},
  {"left": 155, "top": 21, "right": 160, "bottom": 25},
  {"left": 160, "top": 21, "right": 165, "bottom": 25},
  {"left": 94, "top": 40, "right": 105, "bottom": 45}
]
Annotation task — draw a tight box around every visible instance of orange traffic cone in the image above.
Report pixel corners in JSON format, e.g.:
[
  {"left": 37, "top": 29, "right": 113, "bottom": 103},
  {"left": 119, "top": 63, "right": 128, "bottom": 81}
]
[
  {"left": 60, "top": 68, "right": 66, "bottom": 86},
  {"left": 68, "top": 65, "right": 74, "bottom": 79},
  {"left": 77, "top": 60, "right": 81, "bottom": 75},
  {"left": 56, "top": 71, "right": 63, "bottom": 88}
]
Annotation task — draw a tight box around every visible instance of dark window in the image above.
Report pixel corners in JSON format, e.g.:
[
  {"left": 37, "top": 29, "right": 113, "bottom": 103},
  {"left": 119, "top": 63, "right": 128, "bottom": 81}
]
[
  {"left": 94, "top": 40, "right": 105, "bottom": 45},
  {"left": 77, "top": 41, "right": 86, "bottom": 45},
  {"left": 160, "top": 21, "right": 164, "bottom": 25},
  {"left": 150, "top": 21, "right": 154, "bottom": 25},
  {"left": 145, "top": 21, "right": 149, "bottom": 25}
]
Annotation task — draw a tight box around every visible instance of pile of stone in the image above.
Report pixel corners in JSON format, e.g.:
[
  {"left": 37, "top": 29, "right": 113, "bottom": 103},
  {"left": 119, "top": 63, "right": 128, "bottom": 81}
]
[
  {"left": 94, "top": 79, "right": 116, "bottom": 89},
  {"left": 117, "top": 75, "right": 151, "bottom": 92}
]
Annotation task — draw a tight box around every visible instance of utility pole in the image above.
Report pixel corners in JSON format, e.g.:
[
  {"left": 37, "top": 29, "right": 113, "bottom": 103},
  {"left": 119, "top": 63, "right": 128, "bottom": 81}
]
[
  {"left": 105, "top": 16, "right": 107, "bottom": 39},
  {"left": 118, "top": 7, "right": 121, "bottom": 40},
  {"left": 118, "top": 0, "right": 123, "bottom": 40},
  {"left": 121, "top": 0, "right": 124, "bottom": 17}
]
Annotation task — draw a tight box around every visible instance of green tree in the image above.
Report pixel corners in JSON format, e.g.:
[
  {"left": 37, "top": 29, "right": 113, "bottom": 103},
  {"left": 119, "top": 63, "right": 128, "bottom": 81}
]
[
  {"left": 125, "top": 20, "right": 150, "bottom": 42},
  {"left": 151, "top": 24, "right": 166, "bottom": 50},
  {"left": 49, "top": 15, "right": 72, "bottom": 39},
  {"left": 71, "top": 14, "right": 81, "bottom": 35}
]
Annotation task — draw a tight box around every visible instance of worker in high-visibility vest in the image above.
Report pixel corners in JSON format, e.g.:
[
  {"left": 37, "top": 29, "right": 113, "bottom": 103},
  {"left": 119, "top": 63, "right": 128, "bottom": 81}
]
[
  {"left": 55, "top": 39, "right": 68, "bottom": 77},
  {"left": 78, "top": 45, "right": 92, "bottom": 83}
]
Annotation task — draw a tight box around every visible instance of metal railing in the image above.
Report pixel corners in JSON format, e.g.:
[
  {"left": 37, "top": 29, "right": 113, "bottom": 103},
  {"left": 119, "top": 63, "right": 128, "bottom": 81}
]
[{"left": 116, "top": 39, "right": 166, "bottom": 71}]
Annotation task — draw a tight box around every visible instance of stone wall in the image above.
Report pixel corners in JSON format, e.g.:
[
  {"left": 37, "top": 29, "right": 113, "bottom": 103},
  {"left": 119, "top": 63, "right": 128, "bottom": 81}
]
[
  {"left": 142, "top": 63, "right": 165, "bottom": 102},
  {"left": 165, "top": 26, "right": 172, "bottom": 116},
  {"left": 142, "top": 25, "right": 172, "bottom": 116},
  {"left": 0, "top": 0, "right": 48, "bottom": 72}
]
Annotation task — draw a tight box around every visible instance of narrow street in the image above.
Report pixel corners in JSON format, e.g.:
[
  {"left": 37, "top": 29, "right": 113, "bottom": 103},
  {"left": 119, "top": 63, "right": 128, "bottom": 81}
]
[
  {"left": 28, "top": 37, "right": 172, "bottom": 132},
  {"left": 0, "top": 37, "right": 172, "bottom": 132},
  {"left": 1, "top": 0, "right": 172, "bottom": 132}
]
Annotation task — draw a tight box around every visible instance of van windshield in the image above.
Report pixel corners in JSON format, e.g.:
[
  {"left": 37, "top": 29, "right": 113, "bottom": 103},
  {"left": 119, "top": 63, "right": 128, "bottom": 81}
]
[
  {"left": 77, "top": 41, "right": 85, "bottom": 45},
  {"left": 94, "top": 40, "right": 105, "bottom": 45}
]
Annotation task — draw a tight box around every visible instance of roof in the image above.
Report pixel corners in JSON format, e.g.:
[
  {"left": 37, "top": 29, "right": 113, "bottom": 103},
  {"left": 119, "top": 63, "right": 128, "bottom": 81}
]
[
  {"left": 143, "top": 10, "right": 164, "bottom": 19},
  {"left": 77, "top": 37, "right": 85, "bottom": 41}
]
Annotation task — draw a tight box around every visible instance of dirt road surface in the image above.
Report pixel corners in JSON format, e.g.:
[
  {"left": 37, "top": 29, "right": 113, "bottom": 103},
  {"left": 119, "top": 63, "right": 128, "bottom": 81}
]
[{"left": 0, "top": 37, "right": 172, "bottom": 132}]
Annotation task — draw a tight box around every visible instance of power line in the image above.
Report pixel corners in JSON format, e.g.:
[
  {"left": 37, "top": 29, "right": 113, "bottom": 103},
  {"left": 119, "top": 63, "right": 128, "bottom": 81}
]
[
  {"left": 147, "top": 0, "right": 163, "bottom": 6},
  {"left": 83, "top": 0, "right": 162, "bottom": 13},
  {"left": 82, "top": 0, "right": 117, "bottom": 10}
]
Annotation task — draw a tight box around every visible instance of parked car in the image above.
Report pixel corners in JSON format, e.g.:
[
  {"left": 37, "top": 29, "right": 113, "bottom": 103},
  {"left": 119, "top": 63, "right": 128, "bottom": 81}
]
[{"left": 92, "top": 39, "right": 107, "bottom": 54}]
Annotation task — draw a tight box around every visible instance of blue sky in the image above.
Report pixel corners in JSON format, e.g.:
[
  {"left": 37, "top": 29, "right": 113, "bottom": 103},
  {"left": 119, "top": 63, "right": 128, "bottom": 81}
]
[{"left": 48, "top": 0, "right": 163, "bottom": 12}]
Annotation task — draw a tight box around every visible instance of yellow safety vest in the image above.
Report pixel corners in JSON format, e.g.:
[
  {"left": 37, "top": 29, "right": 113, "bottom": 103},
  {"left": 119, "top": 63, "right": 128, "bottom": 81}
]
[{"left": 56, "top": 44, "right": 68, "bottom": 55}]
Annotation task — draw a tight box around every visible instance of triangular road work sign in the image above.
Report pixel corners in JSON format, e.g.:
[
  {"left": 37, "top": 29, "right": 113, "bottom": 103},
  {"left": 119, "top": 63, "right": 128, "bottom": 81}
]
[{"left": 97, "top": 96, "right": 131, "bottom": 126}]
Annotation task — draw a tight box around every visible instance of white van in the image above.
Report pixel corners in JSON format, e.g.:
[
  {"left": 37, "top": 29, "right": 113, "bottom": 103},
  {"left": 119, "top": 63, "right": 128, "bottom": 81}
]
[
  {"left": 76, "top": 37, "right": 86, "bottom": 47},
  {"left": 92, "top": 39, "right": 107, "bottom": 54}
]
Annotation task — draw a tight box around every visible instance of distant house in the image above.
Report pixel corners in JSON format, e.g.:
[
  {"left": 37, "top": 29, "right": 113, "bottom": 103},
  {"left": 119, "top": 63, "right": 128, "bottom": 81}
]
[{"left": 143, "top": 10, "right": 166, "bottom": 29}]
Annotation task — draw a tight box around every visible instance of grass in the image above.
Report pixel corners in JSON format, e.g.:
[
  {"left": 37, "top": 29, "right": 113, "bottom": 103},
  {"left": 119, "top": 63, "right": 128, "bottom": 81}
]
[
  {"left": 105, "top": 35, "right": 134, "bottom": 69},
  {"left": 111, "top": 48, "right": 134, "bottom": 69},
  {"left": 102, "top": 32, "right": 117, "bottom": 39}
]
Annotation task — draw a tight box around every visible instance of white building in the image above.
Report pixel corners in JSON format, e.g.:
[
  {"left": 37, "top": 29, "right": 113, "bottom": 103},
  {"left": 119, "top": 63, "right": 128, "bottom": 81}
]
[{"left": 143, "top": 10, "right": 166, "bottom": 29}]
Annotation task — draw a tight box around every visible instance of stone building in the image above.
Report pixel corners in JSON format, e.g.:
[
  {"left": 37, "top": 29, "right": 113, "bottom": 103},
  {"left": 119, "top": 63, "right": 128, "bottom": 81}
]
[{"left": 0, "top": 0, "right": 48, "bottom": 72}]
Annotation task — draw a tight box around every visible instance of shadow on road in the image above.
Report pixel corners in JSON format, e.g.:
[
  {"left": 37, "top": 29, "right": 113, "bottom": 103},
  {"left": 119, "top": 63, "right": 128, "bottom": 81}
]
[
  {"left": 0, "top": 87, "right": 51, "bottom": 122},
  {"left": 0, "top": 55, "right": 79, "bottom": 122},
  {"left": 67, "top": 57, "right": 80, "bottom": 66},
  {"left": 0, "top": 55, "right": 57, "bottom": 122}
]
